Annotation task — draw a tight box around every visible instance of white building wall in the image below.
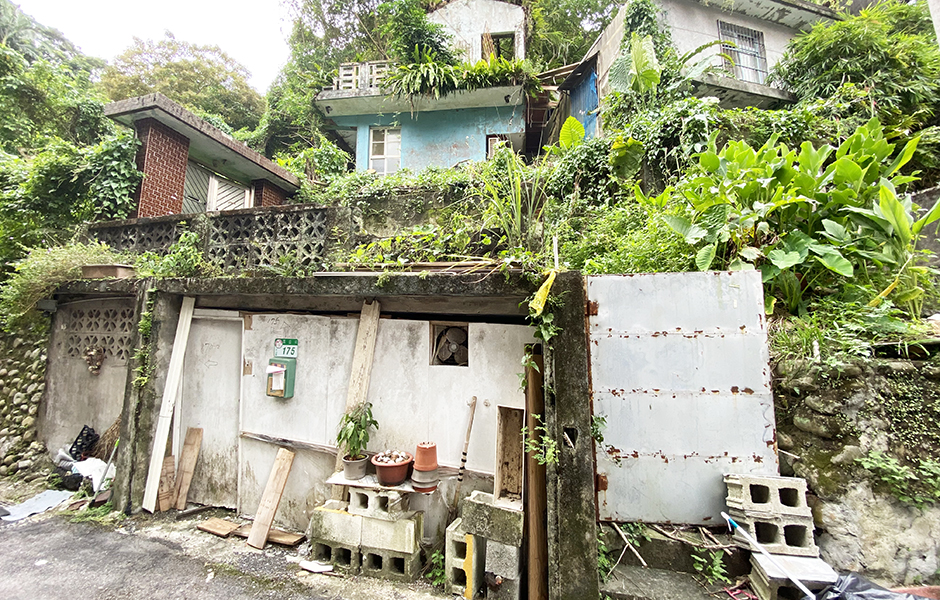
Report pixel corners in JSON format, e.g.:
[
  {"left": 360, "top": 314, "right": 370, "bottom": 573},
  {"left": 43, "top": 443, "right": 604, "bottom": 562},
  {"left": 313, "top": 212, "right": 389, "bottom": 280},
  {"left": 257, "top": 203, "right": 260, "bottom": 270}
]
[
  {"left": 231, "top": 313, "right": 533, "bottom": 531},
  {"left": 429, "top": 0, "right": 526, "bottom": 62},
  {"left": 659, "top": 0, "right": 796, "bottom": 73}
]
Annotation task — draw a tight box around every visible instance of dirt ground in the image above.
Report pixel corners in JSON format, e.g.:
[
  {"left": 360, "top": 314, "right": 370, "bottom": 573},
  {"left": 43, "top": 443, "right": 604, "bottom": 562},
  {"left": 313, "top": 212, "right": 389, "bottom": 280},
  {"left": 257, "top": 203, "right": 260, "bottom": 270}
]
[{"left": 0, "top": 476, "right": 448, "bottom": 600}]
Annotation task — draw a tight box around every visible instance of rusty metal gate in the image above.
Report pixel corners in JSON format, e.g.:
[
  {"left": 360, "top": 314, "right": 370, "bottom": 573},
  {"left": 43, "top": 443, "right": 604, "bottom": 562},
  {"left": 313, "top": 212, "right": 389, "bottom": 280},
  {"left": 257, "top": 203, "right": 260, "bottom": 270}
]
[{"left": 588, "top": 272, "right": 778, "bottom": 524}]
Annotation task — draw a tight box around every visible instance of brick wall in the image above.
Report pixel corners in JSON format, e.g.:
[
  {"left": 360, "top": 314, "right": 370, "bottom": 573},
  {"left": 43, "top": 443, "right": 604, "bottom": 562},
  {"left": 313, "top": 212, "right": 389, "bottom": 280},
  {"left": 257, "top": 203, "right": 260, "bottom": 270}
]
[
  {"left": 252, "top": 180, "right": 290, "bottom": 208},
  {"left": 134, "top": 119, "right": 190, "bottom": 218}
]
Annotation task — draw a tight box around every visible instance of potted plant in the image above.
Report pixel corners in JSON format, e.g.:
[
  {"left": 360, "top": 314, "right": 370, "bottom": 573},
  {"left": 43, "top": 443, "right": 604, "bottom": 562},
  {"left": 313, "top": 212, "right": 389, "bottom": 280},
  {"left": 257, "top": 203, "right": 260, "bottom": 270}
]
[
  {"left": 336, "top": 402, "right": 378, "bottom": 480},
  {"left": 371, "top": 450, "right": 414, "bottom": 486}
]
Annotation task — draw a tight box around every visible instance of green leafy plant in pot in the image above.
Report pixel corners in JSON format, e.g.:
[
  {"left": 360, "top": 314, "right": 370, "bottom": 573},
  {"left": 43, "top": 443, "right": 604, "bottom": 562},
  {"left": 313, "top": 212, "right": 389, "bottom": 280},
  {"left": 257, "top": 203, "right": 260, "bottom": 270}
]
[{"left": 337, "top": 402, "right": 379, "bottom": 480}]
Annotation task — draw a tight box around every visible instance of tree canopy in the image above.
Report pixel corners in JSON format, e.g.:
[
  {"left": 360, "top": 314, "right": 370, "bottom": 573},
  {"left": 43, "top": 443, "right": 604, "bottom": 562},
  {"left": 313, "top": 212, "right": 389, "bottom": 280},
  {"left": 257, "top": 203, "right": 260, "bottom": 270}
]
[{"left": 100, "top": 32, "right": 265, "bottom": 131}]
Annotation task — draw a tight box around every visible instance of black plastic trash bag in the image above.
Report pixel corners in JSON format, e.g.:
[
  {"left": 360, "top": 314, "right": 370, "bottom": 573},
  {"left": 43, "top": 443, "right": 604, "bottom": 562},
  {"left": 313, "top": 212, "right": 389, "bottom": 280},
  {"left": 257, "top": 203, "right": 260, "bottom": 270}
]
[{"left": 816, "top": 573, "right": 930, "bottom": 600}]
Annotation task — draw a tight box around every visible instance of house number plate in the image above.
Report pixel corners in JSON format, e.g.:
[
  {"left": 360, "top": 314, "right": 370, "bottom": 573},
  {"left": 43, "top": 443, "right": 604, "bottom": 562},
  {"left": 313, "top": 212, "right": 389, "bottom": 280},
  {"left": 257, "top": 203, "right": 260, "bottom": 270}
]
[{"left": 273, "top": 338, "right": 299, "bottom": 358}]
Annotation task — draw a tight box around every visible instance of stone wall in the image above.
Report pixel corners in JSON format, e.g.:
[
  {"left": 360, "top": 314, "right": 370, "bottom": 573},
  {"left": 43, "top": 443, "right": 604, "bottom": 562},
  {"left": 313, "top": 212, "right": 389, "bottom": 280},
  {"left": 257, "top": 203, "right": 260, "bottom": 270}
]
[
  {"left": 0, "top": 320, "right": 50, "bottom": 480},
  {"left": 775, "top": 359, "right": 940, "bottom": 586}
]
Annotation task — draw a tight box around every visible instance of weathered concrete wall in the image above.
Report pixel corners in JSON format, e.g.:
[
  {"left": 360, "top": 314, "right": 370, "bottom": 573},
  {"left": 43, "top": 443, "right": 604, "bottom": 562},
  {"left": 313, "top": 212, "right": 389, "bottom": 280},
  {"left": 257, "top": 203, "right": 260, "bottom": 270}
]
[
  {"left": 428, "top": 0, "right": 526, "bottom": 62},
  {"left": 775, "top": 359, "right": 940, "bottom": 586},
  {"left": 545, "top": 272, "right": 600, "bottom": 600},
  {"left": 39, "top": 298, "right": 134, "bottom": 457},
  {"left": 112, "top": 289, "right": 176, "bottom": 513},
  {"left": 330, "top": 105, "right": 525, "bottom": 172},
  {"left": 0, "top": 320, "right": 50, "bottom": 479}
]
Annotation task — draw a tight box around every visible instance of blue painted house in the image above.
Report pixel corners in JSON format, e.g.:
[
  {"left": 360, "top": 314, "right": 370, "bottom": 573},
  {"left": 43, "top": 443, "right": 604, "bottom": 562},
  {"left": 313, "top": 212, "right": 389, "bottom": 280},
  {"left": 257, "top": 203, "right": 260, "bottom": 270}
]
[{"left": 314, "top": 0, "right": 529, "bottom": 174}]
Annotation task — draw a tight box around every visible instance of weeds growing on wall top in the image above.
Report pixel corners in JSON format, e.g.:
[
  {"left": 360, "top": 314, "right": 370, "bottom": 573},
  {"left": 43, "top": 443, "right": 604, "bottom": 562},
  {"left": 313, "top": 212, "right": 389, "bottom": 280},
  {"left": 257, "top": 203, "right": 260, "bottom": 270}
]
[{"left": 0, "top": 241, "right": 123, "bottom": 329}]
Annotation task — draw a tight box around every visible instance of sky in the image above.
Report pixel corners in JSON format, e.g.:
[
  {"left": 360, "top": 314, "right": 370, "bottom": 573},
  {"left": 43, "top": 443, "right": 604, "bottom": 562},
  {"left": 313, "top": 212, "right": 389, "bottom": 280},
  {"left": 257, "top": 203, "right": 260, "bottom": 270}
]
[{"left": 15, "top": 0, "right": 293, "bottom": 93}]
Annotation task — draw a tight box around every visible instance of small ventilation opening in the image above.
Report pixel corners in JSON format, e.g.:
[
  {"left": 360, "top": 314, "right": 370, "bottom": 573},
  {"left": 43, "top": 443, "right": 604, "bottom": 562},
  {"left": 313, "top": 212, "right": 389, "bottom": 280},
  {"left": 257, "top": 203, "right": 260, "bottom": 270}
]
[
  {"left": 755, "top": 522, "right": 778, "bottom": 544},
  {"left": 431, "top": 323, "right": 469, "bottom": 366},
  {"left": 749, "top": 484, "right": 771, "bottom": 504},
  {"left": 779, "top": 487, "right": 800, "bottom": 507}
]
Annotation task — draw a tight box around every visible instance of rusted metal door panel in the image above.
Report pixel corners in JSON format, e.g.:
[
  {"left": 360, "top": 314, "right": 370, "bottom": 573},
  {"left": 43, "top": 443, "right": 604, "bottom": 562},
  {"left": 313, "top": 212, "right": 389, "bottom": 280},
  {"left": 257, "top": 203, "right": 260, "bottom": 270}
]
[{"left": 588, "top": 272, "right": 778, "bottom": 524}]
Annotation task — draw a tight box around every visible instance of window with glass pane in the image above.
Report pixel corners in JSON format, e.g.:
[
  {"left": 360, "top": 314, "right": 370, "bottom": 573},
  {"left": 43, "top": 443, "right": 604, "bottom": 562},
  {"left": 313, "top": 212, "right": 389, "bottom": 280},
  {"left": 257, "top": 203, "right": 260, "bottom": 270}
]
[
  {"left": 718, "top": 21, "right": 768, "bottom": 85},
  {"left": 369, "top": 128, "right": 401, "bottom": 175}
]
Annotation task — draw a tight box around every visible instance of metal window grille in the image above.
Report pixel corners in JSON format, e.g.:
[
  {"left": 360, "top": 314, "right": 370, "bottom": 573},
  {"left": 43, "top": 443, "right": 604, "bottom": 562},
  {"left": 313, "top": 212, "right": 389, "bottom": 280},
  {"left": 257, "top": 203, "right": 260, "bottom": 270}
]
[{"left": 718, "top": 21, "right": 768, "bottom": 85}]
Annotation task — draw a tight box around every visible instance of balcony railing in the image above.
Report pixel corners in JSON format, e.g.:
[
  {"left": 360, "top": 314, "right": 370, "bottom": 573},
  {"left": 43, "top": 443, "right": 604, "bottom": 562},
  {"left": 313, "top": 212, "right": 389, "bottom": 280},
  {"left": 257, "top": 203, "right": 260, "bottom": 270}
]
[{"left": 333, "top": 61, "right": 392, "bottom": 91}]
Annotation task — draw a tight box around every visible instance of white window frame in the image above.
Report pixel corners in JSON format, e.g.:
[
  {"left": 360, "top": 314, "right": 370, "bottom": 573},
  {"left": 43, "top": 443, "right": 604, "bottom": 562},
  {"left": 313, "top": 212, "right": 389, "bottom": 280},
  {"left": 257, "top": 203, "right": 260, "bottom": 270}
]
[
  {"left": 717, "top": 21, "right": 768, "bottom": 85},
  {"left": 369, "top": 127, "right": 401, "bottom": 175}
]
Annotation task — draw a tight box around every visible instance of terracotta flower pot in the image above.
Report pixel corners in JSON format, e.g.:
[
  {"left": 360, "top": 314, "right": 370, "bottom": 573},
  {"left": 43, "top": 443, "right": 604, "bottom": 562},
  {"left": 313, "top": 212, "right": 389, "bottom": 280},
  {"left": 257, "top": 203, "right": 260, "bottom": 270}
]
[
  {"left": 411, "top": 466, "right": 439, "bottom": 493},
  {"left": 371, "top": 451, "right": 413, "bottom": 486},
  {"left": 414, "top": 442, "right": 438, "bottom": 471}
]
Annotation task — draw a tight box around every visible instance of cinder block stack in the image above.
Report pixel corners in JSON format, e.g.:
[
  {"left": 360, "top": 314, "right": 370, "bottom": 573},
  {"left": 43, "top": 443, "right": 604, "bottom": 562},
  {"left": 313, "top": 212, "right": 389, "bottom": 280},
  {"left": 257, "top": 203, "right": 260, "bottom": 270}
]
[
  {"left": 724, "top": 474, "right": 817, "bottom": 557},
  {"left": 308, "top": 496, "right": 423, "bottom": 580},
  {"left": 446, "top": 518, "right": 486, "bottom": 599},
  {"left": 724, "top": 474, "right": 834, "bottom": 600},
  {"left": 461, "top": 490, "right": 525, "bottom": 600}
]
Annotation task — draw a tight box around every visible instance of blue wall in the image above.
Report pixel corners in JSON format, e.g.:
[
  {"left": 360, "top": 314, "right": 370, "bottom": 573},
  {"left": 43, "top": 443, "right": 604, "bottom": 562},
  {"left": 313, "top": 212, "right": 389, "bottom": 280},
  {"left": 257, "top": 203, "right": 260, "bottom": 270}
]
[
  {"left": 569, "top": 69, "right": 598, "bottom": 139},
  {"left": 330, "top": 104, "right": 524, "bottom": 171}
]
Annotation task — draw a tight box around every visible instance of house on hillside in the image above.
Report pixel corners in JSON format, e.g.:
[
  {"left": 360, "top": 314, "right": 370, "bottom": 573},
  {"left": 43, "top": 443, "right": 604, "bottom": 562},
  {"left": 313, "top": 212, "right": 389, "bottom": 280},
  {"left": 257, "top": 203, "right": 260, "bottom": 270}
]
[
  {"left": 551, "top": 0, "right": 839, "bottom": 139},
  {"left": 105, "top": 94, "right": 300, "bottom": 219},
  {"left": 314, "top": 0, "right": 540, "bottom": 173}
]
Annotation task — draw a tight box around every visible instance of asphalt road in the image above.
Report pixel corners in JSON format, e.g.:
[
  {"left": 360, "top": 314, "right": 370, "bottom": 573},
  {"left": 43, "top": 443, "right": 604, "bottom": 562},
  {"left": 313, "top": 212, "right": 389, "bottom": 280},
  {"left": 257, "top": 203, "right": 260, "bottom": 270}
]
[{"left": 0, "top": 517, "right": 320, "bottom": 600}]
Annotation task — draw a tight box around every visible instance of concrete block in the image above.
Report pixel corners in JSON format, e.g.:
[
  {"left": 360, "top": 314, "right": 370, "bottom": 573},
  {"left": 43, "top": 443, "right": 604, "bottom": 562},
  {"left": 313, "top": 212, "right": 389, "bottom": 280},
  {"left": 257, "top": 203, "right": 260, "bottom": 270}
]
[
  {"left": 446, "top": 518, "right": 486, "bottom": 600},
  {"left": 361, "top": 512, "right": 423, "bottom": 554},
  {"left": 724, "top": 474, "right": 811, "bottom": 518},
  {"left": 308, "top": 504, "right": 362, "bottom": 547},
  {"left": 312, "top": 538, "right": 361, "bottom": 575},
  {"left": 729, "top": 509, "right": 818, "bottom": 557},
  {"left": 461, "top": 490, "right": 524, "bottom": 547},
  {"left": 750, "top": 553, "right": 837, "bottom": 600},
  {"left": 486, "top": 540, "right": 522, "bottom": 578},
  {"left": 360, "top": 545, "right": 422, "bottom": 583},
  {"left": 347, "top": 487, "right": 412, "bottom": 521}
]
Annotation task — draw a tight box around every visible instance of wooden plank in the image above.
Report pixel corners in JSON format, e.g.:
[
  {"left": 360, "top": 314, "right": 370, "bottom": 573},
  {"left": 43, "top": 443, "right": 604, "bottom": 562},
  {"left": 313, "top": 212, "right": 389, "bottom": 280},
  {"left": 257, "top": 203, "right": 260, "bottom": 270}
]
[
  {"left": 143, "top": 296, "right": 196, "bottom": 513},
  {"left": 197, "top": 517, "right": 241, "bottom": 538},
  {"left": 232, "top": 523, "right": 304, "bottom": 546},
  {"left": 173, "top": 427, "right": 204, "bottom": 510},
  {"left": 525, "top": 351, "right": 548, "bottom": 600},
  {"left": 247, "top": 448, "right": 295, "bottom": 549},
  {"left": 157, "top": 455, "right": 176, "bottom": 512},
  {"left": 332, "top": 300, "right": 381, "bottom": 500},
  {"left": 494, "top": 405, "right": 525, "bottom": 510},
  {"left": 241, "top": 431, "right": 337, "bottom": 456}
]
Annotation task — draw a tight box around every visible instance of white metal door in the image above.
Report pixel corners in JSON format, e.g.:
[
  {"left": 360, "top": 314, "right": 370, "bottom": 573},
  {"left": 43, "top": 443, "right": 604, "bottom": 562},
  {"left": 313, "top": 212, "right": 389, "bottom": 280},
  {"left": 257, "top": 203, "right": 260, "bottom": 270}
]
[
  {"left": 176, "top": 309, "right": 243, "bottom": 508},
  {"left": 589, "top": 272, "right": 778, "bottom": 524}
]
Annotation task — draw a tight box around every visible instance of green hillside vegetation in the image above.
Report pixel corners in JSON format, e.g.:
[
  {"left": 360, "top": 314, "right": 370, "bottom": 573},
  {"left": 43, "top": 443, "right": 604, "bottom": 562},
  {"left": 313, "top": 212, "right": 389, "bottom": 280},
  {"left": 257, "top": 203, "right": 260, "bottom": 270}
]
[{"left": 3, "top": 0, "right": 940, "bottom": 371}]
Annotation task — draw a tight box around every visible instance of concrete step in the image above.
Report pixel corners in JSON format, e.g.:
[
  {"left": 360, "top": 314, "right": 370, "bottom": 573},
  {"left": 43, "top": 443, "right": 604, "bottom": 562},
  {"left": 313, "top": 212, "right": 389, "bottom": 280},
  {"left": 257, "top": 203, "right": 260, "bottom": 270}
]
[{"left": 601, "top": 565, "right": 714, "bottom": 600}]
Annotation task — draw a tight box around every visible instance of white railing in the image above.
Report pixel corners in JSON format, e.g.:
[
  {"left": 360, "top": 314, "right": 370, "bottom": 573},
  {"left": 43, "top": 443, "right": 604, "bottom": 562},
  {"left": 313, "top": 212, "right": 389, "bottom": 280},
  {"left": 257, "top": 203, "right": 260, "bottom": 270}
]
[{"left": 334, "top": 61, "right": 392, "bottom": 91}]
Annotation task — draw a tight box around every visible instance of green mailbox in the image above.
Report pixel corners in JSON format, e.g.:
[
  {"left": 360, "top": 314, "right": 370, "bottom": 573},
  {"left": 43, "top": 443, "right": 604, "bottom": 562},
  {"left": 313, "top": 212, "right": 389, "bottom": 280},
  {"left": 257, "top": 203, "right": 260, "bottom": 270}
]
[{"left": 266, "top": 357, "right": 296, "bottom": 399}]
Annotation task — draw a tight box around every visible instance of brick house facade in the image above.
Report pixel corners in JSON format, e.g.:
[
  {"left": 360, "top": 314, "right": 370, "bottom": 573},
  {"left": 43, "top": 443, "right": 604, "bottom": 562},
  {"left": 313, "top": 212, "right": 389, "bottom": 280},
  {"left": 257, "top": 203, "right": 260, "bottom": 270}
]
[{"left": 106, "top": 94, "right": 301, "bottom": 219}]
